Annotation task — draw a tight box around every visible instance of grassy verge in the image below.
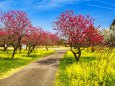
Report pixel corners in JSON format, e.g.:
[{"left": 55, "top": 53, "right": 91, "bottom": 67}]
[
  {"left": 0, "top": 48, "right": 54, "bottom": 79},
  {"left": 56, "top": 48, "right": 115, "bottom": 86}
]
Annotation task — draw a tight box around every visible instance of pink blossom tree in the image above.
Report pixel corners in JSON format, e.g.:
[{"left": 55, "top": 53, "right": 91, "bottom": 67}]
[
  {"left": 54, "top": 10, "right": 103, "bottom": 61},
  {"left": 0, "top": 10, "right": 30, "bottom": 59},
  {"left": 25, "top": 24, "right": 44, "bottom": 55}
]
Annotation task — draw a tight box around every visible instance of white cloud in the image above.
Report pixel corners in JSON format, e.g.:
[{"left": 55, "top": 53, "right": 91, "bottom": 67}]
[
  {"left": 95, "top": 0, "right": 115, "bottom": 6},
  {"left": 88, "top": 4, "right": 115, "bottom": 10},
  {"left": 0, "top": 0, "right": 26, "bottom": 10},
  {"left": 27, "top": 0, "right": 81, "bottom": 10},
  {"left": 0, "top": 1, "right": 11, "bottom": 10},
  {"left": 0, "top": 0, "right": 83, "bottom": 11}
]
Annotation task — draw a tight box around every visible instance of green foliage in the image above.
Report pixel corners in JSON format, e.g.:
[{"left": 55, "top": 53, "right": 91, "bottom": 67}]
[
  {"left": 56, "top": 48, "right": 115, "bottom": 86},
  {"left": 0, "top": 48, "right": 54, "bottom": 79}
]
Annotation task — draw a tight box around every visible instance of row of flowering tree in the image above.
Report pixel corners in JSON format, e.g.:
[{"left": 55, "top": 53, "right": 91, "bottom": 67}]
[
  {"left": 53, "top": 10, "right": 104, "bottom": 61},
  {"left": 0, "top": 10, "right": 60, "bottom": 59}
]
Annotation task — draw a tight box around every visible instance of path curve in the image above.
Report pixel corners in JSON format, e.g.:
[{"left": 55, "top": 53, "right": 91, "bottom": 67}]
[{"left": 0, "top": 49, "right": 67, "bottom": 86}]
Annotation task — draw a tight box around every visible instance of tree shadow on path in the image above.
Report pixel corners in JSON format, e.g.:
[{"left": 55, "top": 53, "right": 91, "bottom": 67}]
[{"left": 37, "top": 58, "right": 61, "bottom": 65}]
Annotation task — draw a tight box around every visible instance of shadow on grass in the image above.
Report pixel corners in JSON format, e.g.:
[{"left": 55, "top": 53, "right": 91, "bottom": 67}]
[
  {"left": 21, "top": 53, "right": 40, "bottom": 58},
  {"left": 59, "top": 56, "right": 76, "bottom": 69},
  {"left": 0, "top": 49, "right": 13, "bottom": 52},
  {"left": 0, "top": 58, "right": 12, "bottom": 60},
  {"left": 59, "top": 55, "right": 96, "bottom": 70},
  {"left": 27, "top": 54, "right": 39, "bottom": 57},
  {"left": 0, "top": 57, "right": 27, "bottom": 61},
  {"left": 80, "top": 56, "right": 96, "bottom": 62}
]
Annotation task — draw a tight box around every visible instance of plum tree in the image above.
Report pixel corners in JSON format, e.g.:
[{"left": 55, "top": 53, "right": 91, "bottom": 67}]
[
  {"left": 54, "top": 10, "right": 104, "bottom": 61},
  {"left": 0, "top": 10, "right": 30, "bottom": 59}
]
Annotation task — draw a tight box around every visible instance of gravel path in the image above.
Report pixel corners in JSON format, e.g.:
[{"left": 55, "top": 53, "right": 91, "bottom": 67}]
[{"left": 0, "top": 50, "right": 67, "bottom": 86}]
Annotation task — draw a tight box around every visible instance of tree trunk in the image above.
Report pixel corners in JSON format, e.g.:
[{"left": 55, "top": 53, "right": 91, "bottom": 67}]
[
  {"left": 27, "top": 45, "right": 31, "bottom": 55},
  {"left": 64, "top": 43, "right": 67, "bottom": 47},
  {"left": 58, "top": 44, "right": 60, "bottom": 47},
  {"left": 19, "top": 45, "right": 22, "bottom": 54},
  {"left": 30, "top": 48, "right": 33, "bottom": 53},
  {"left": 91, "top": 46, "right": 94, "bottom": 52},
  {"left": 26, "top": 44, "right": 28, "bottom": 50},
  {"left": 71, "top": 50, "right": 79, "bottom": 61},
  {"left": 46, "top": 45, "right": 48, "bottom": 51},
  {"left": 32, "top": 46, "right": 35, "bottom": 51},
  {"left": 77, "top": 47, "right": 81, "bottom": 59},
  {"left": 71, "top": 47, "right": 81, "bottom": 61},
  {"left": 27, "top": 51, "right": 30, "bottom": 55},
  {"left": 3, "top": 44, "right": 7, "bottom": 51},
  {"left": 12, "top": 47, "right": 17, "bottom": 59},
  {"left": 3, "top": 40, "right": 7, "bottom": 51},
  {"left": 27, "top": 45, "right": 34, "bottom": 55}
]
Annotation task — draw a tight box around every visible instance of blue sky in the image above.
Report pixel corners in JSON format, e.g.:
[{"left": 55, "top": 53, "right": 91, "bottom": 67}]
[{"left": 0, "top": 0, "right": 115, "bottom": 32}]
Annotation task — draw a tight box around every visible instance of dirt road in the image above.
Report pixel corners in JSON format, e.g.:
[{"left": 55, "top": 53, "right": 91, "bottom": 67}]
[{"left": 0, "top": 49, "right": 67, "bottom": 86}]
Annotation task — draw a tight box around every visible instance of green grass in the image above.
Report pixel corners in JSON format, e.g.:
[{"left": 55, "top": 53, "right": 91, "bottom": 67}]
[
  {"left": 0, "top": 48, "right": 54, "bottom": 79},
  {"left": 56, "top": 48, "right": 115, "bottom": 86}
]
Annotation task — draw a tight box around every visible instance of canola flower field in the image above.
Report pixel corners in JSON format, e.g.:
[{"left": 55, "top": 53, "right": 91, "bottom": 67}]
[{"left": 56, "top": 47, "right": 115, "bottom": 86}]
